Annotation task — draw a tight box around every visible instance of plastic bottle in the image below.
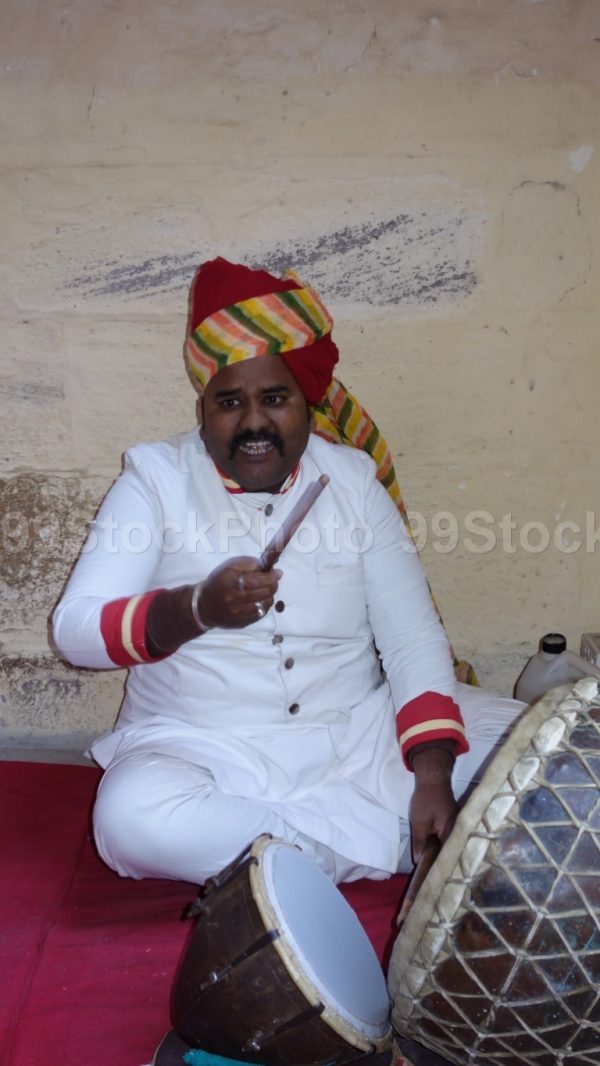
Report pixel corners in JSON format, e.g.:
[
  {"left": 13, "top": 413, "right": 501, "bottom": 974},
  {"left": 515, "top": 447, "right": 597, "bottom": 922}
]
[{"left": 514, "top": 632, "right": 600, "bottom": 704}]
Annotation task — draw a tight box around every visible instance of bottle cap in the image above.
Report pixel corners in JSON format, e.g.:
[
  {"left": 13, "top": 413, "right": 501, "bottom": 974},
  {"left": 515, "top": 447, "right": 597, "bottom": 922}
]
[{"left": 540, "top": 633, "right": 567, "bottom": 654}]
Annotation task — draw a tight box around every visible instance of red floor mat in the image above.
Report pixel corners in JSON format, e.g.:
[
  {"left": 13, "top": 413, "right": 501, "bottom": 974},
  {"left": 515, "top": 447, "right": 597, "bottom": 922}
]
[{"left": 0, "top": 761, "right": 407, "bottom": 1066}]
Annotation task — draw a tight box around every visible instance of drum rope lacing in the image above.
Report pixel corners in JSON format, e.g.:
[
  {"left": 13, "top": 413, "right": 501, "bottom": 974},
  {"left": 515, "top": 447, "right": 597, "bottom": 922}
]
[{"left": 389, "top": 680, "right": 600, "bottom": 1066}]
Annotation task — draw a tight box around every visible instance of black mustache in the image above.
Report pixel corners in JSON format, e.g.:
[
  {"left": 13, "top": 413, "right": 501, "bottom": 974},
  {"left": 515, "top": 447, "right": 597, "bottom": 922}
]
[{"left": 228, "top": 431, "right": 285, "bottom": 460}]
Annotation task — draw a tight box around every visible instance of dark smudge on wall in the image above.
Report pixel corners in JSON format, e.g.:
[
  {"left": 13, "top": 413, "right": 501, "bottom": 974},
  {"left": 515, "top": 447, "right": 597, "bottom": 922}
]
[{"left": 65, "top": 212, "right": 478, "bottom": 307}]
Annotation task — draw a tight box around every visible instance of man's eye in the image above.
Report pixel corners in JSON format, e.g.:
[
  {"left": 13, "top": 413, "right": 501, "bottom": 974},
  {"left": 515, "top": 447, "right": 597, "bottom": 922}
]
[
  {"left": 264, "top": 394, "right": 283, "bottom": 405},
  {"left": 220, "top": 398, "right": 241, "bottom": 408}
]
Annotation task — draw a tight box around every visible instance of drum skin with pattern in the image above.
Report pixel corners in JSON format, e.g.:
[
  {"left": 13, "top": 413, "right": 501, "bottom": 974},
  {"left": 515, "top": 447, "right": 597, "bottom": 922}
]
[{"left": 388, "top": 679, "right": 600, "bottom": 1066}]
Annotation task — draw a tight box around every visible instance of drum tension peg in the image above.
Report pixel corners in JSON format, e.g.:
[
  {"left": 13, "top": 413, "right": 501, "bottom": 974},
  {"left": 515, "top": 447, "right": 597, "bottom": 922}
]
[
  {"left": 182, "top": 852, "right": 260, "bottom": 919},
  {"left": 207, "top": 834, "right": 271, "bottom": 893},
  {"left": 196, "top": 963, "right": 232, "bottom": 992},
  {"left": 181, "top": 896, "right": 205, "bottom": 920},
  {"left": 195, "top": 929, "right": 281, "bottom": 995},
  {"left": 243, "top": 1034, "right": 263, "bottom": 1053},
  {"left": 241, "top": 1001, "right": 326, "bottom": 1053}
]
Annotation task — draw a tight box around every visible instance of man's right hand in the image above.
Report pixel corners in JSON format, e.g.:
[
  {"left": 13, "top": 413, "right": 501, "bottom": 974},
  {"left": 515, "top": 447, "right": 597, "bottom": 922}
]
[
  {"left": 145, "top": 557, "right": 282, "bottom": 658},
  {"left": 197, "top": 556, "right": 282, "bottom": 629}
]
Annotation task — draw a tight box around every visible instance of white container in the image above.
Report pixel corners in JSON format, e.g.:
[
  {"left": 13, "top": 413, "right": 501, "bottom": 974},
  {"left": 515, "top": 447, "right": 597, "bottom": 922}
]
[{"left": 514, "top": 632, "right": 600, "bottom": 704}]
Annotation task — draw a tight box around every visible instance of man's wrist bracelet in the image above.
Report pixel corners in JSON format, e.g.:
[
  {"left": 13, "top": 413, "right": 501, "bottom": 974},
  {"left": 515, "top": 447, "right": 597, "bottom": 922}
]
[{"left": 190, "top": 581, "right": 212, "bottom": 634}]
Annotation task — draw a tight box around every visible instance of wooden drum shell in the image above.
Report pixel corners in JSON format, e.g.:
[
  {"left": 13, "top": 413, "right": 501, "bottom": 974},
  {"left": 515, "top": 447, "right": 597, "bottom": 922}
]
[{"left": 173, "top": 837, "right": 391, "bottom": 1066}]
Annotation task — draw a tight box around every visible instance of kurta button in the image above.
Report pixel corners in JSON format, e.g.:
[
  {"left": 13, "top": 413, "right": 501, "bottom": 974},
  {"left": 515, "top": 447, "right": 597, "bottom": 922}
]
[
  {"left": 275, "top": 600, "right": 285, "bottom": 612},
  {"left": 264, "top": 503, "right": 274, "bottom": 516},
  {"left": 288, "top": 703, "right": 300, "bottom": 715},
  {"left": 272, "top": 634, "right": 284, "bottom": 645},
  {"left": 284, "top": 657, "right": 294, "bottom": 669}
]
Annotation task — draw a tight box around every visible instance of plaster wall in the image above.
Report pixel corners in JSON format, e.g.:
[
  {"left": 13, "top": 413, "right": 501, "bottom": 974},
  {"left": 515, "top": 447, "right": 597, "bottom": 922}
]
[{"left": 1, "top": 0, "right": 599, "bottom": 747}]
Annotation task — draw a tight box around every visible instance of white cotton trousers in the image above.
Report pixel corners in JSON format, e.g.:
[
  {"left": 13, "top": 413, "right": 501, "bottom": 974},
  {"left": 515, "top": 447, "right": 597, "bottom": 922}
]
[
  {"left": 93, "top": 753, "right": 379, "bottom": 885},
  {"left": 92, "top": 685, "right": 525, "bottom": 886}
]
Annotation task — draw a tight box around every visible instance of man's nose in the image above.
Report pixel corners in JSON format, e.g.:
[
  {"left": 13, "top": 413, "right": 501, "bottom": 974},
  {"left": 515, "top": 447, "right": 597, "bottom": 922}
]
[{"left": 240, "top": 401, "right": 270, "bottom": 430}]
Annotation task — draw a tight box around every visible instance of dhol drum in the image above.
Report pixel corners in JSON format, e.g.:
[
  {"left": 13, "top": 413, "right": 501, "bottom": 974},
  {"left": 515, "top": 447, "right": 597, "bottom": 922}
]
[
  {"left": 170, "top": 834, "right": 392, "bottom": 1066},
  {"left": 389, "top": 678, "right": 600, "bottom": 1066}
]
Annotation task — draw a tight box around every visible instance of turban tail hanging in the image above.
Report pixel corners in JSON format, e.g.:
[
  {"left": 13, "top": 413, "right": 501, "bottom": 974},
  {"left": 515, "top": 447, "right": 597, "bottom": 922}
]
[
  {"left": 312, "top": 383, "right": 476, "bottom": 685},
  {"left": 186, "top": 258, "right": 477, "bottom": 685}
]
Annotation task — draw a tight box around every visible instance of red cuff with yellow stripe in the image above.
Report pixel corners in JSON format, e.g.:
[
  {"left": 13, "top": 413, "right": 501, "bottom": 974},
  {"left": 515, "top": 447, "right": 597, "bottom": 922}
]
[
  {"left": 100, "top": 590, "right": 166, "bottom": 667},
  {"left": 396, "top": 691, "right": 469, "bottom": 770}
]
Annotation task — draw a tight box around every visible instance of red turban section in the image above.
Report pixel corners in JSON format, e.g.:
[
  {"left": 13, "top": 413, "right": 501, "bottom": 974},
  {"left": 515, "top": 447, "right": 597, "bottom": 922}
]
[{"left": 188, "top": 257, "right": 339, "bottom": 405}]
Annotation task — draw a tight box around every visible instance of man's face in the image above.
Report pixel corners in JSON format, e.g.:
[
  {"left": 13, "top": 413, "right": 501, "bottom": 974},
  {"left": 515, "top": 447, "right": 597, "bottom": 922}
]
[{"left": 201, "top": 355, "right": 312, "bottom": 493}]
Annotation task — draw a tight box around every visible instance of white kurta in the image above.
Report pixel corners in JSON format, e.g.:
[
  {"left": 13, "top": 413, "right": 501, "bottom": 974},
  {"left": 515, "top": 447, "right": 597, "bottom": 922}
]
[{"left": 53, "top": 430, "right": 520, "bottom": 880}]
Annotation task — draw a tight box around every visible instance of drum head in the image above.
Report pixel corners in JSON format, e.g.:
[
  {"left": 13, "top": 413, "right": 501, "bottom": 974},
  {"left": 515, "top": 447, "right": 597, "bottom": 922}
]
[
  {"left": 389, "top": 679, "right": 600, "bottom": 1066},
  {"left": 251, "top": 838, "right": 390, "bottom": 1043}
]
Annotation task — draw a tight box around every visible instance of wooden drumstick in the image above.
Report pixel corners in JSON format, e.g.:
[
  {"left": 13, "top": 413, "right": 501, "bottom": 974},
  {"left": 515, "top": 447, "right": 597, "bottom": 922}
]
[
  {"left": 396, "top": 835, "right": 441, "bottom": 927},
  {"left": 259, "top": 474, "right": 330, "bottom": 570}
]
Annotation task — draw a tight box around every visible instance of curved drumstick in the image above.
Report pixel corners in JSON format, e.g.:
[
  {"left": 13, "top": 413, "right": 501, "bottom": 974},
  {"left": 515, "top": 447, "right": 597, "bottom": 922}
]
[
  {"left": 259, "top": 474, "right": 330, "bottom": 571},
  {"left": 396, "top": 835, "right": 441, "bottom": 927}
]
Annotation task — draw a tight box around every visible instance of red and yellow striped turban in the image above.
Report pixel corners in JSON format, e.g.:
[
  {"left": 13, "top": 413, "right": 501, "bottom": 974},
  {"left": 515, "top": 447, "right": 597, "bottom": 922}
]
[{"left": 186, "top": 258, "right": 338, "bottom": 406}]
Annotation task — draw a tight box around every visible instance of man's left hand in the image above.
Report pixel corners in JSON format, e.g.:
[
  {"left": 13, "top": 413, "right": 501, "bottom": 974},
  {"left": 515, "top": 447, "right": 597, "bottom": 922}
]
[{"left": 408, "top": 745, "right": 458, "bottom": 864}]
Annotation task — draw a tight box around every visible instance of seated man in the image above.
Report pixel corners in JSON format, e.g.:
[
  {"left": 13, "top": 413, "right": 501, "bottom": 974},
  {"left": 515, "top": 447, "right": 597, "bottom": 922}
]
[{"left": 53, "top": 257, "right": 522, "bottom": 887}]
